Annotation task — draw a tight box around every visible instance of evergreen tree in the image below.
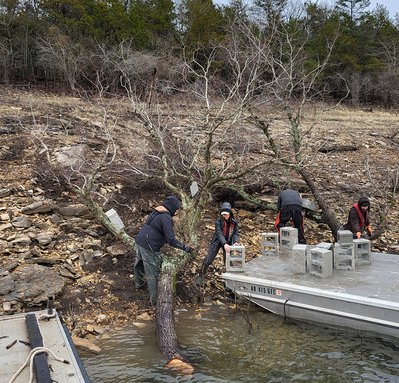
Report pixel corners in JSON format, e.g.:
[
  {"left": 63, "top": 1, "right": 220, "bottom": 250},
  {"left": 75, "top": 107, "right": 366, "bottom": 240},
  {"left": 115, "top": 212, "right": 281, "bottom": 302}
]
[
  {"left": 128, "top": 0, "right": 176, "bottom": 49},
  {"left": 176, "top": 0, "right": 226, "bottom": 48},
  {"left": 335, "top": 0, "right": 370, "bottom": 24}
]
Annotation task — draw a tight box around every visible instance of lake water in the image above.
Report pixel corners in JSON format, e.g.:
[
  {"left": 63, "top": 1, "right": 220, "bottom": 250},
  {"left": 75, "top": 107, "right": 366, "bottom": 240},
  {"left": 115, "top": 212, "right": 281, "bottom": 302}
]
[{"left": 82, "top": 304, "right": 399, "bottom": 383}]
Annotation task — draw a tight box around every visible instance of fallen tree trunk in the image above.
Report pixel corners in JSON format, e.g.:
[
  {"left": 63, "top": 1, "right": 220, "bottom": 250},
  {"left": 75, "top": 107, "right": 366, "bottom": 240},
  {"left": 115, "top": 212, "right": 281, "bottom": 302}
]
[
  {"left": 298, "top": 168, "right": 341, "bottom": 239},
  {"left": 222, "top": 184, "right": 325, "bottom": 223},
  {"left": 157, "top": 269, "right": 194, "bottom": 375}
]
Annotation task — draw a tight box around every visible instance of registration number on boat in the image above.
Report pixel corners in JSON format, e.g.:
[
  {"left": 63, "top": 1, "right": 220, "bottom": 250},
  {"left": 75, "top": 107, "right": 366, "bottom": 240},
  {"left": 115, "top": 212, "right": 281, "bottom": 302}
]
[{"left": 251, "top": 285, "right": 282, "bottom": 296}]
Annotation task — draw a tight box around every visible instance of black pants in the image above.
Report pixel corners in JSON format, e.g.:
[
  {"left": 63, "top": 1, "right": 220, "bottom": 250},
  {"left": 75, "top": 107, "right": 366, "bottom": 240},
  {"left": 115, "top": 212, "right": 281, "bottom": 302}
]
[{"left": 277, "top": 204, "right": 306, "bottom": 244}]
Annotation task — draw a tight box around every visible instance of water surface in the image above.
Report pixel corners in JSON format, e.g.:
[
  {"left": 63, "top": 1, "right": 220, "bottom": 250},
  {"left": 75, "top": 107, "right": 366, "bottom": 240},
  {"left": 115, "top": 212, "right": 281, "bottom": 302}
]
[{"left": 83, "top": 304, "right": 399, "bottom": 382}]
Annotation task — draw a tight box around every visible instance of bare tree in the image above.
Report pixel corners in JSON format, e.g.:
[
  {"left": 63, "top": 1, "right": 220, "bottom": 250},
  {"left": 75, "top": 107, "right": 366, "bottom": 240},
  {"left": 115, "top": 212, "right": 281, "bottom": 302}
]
[
  {"left": 37, "top": 29, "right": 88, "bottom": 93},
  {"left": 228, "top": 13, "right": 344, "bottom": 236}
]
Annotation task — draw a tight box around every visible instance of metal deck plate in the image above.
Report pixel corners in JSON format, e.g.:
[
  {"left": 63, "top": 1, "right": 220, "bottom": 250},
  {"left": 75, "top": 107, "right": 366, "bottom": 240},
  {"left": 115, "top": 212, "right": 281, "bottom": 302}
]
[{"left": 0, "top": 310, "right": 89, "bottom": 383}]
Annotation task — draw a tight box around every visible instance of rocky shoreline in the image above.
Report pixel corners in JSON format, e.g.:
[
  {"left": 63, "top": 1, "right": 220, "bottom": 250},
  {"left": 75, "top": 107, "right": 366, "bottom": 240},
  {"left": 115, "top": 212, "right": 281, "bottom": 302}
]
[{"left": 0, "top": 184, "right": 152, "bottom": 352}]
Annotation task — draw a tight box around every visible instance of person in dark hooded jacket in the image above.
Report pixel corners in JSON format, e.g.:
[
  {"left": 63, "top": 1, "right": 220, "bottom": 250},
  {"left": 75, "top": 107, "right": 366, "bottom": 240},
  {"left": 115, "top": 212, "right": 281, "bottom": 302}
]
[
  {"left": 134, "top": 196, "right": 193, "bottom": 305},
  {"left": 343, "top": 196, "right": 372, "bottom": 239},
  {"left": 197, "top": 202, "right": 239, "bottom": 284},
  {"left": 274, "top": 188, "right": 306, "bottom": 244}
]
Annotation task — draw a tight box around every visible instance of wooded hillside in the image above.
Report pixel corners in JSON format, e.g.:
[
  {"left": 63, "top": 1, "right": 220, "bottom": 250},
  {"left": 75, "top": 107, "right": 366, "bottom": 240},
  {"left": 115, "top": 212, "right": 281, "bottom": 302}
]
[{"left": 1, "top": 0, "right": 399, "bottom": 107}]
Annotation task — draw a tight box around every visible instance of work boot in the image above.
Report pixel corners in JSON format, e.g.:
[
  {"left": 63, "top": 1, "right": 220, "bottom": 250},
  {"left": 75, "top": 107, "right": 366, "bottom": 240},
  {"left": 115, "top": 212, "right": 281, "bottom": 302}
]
[{"left": 195, "top": 263, "right": 209, "bottom": 286}]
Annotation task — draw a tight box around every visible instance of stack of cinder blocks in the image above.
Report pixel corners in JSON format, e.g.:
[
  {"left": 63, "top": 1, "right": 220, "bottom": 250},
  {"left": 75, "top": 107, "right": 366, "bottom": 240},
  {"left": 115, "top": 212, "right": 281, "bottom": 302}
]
[
  {"left": 226, "top": 245, "right": 246, "bottom": 272},
  {"left": 260, "top": 232, "right": 279, "bottom": 256},
  {"left": 353, "top": 238, "right": 371, "bottom": 265},
  {"left": 279, "top": 227, "right": 298, "bottom": 255},
  {"left": 278, "top": 227, "right": 308, "bottom": 274},
  {"left": 334, "top": 230, "right": 355, "bottom": 270}
]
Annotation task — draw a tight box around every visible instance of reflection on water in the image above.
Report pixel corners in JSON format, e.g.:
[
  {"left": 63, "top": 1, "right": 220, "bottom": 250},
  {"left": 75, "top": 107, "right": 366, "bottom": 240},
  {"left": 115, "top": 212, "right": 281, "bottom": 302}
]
[{"left": 82, "top": 305, "right": 399, "bottom": 383}]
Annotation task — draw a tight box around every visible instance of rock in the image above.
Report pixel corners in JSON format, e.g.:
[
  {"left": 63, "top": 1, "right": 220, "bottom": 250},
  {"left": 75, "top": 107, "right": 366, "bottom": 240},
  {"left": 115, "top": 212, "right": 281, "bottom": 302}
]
[
  {"left": 84, "top": 229, "right": 100, "bottom": 237},
  {"left": 36, "top": 232, "right": 54, "bottom": 246},
  {"left": 58, "top": 204, "right": 89, "bottom": 217},
  {"left": 72, "top": 336, "right": 101, "bottom": 354},
  {"left": 3, "top": 262, "right": 19, "bottom": 272},
  {"left": 7, "top": 264, "right": 65, "bottom": 305},
  {"left": 54, "top": 145, "right": 89, "bottom": 168},
  {"left": 32, "top": 257, "right": 60, "bottom": 266},
  {"left": 84, "top": 239, "right": 102, "bottom": 250},
  {"left": 96, "top": 314, "right": 108, "bottom": 324},
  {"left": 0, "top": 213, "right": 10, "bottom": 221},
  {"left": 0, "top": 223, "right": 12, "bottom": 231},
  {"left": 3, "top": 302, "right": 11, "bottom": 311},
  {"left": 59, "top": 266, "right": 76, "bottom": 280},
  {"left": 133, "top": 322, "right": 148, "bottom": 329},
  {"left": 10, "top": 234, "right": 31, "bottom": 246},
  {"left": 165, "top": 358, "right": 194, "bottom": 375},
  {"left": 66, "top": 244, "right": 79, "bottom": 253},
  {"left": 49, "top": 214, "right": 62, "bottom": 224},
  {"left": 0, "top": 240, "right": 8, "bottom": 250},
  {"left": 21, "top": 201, "right": 53, "bottom": 214},
  {"left": 12, "top": 216, "right": 32, "bottom": 228},
  {"left": 79, "top": 250, "right": 95, "bottom": 266},
  {"left": 0, "top": 189, "right": 12, "bottom": 198},
  {"left": 137, "top": 312, "right": 152, "bottom": 321},
  {"left": 27, "top": 231, "right": 37, "bottom": 239},
  {"left": 20, "top": 250, "right": 33, "bottom": 259},
  {"left": 0, "top": 274, "right": 15, "bottom": 295},
  {"left": 106, "top": 243, "right": 129, "bottom": 256}
]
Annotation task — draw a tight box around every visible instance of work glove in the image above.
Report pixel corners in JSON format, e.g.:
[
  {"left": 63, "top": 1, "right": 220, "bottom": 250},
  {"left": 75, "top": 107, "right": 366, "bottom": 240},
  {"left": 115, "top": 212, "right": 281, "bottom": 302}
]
[
  {"left": 356, "top": 231, "right": 362, "bottom": 239},
  {"left": 184, "top": 246, "right": 194, "bottom": 254}
]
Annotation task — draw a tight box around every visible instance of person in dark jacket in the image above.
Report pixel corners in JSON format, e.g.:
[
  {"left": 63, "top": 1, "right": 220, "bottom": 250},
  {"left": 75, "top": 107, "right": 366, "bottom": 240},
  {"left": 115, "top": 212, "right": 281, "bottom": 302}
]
[
  {"left": 343, "top": 196, "right": 372, "bottom": 239},
  {"left": 197, "top": 202, "right": 239, "bottom": 284},
  {"left": 134, "top": 196, "right": 193, "bottom": 305},
  {"left": 274, "top": 188, "right": 306, "bottom": 244}
]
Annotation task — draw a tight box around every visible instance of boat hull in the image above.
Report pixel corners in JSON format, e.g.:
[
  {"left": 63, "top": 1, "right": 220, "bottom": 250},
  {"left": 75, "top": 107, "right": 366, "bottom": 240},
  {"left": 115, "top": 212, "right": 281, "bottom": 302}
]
[{"left": 222, "top": 252, "right": 399, "bottom": 340}]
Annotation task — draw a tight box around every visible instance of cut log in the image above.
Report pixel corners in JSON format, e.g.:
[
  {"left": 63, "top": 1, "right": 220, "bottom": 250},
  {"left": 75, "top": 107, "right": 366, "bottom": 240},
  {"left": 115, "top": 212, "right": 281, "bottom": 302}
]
[{"left": 318, "top": 144, "right": 359, "bottom": 153}]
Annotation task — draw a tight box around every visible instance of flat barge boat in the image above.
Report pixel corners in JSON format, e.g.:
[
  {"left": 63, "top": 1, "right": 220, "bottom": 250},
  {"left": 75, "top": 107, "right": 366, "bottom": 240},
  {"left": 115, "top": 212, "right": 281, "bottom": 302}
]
[{"left": 222, "top": 251, "right": 399, "bottom": 341}]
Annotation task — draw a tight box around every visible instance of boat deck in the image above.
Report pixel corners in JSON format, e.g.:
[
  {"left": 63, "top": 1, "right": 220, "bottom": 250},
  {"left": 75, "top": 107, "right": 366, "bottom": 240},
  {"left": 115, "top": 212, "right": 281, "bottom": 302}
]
[
  {"left": 222, "top": 252, "right": 399, "bottom": 340},
  {"left": 0, "top": 310, "right": 90, "bottom": 383}
]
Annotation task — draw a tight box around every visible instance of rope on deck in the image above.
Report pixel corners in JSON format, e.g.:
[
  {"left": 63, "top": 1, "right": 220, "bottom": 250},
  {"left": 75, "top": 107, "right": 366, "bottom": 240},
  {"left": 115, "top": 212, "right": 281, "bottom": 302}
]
[{"left": 8, "top": 346, "right": 70, "bottom": 383}]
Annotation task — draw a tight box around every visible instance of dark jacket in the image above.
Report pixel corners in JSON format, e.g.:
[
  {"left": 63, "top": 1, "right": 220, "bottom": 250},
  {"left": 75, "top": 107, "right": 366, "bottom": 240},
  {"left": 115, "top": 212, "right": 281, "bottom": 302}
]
[
  {"left": 343, "top": 196, "right": 370, "bottom": 234},
  {"left": 135, "top": 196, "right": 189, "bottom": 253},
  {"left": 277, "top": 189, "right": 302, "bottom": 210},
  {"left": 210, "top": 202, "right": 239, "bottom": 248}
]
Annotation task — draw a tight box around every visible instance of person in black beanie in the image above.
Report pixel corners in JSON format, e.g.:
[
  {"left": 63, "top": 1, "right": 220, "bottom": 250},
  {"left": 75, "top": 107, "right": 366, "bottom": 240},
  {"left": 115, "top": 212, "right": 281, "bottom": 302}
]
[
  {"left": 343, "top": 196, "right": 372, "bottom": 239},
  {"left": 134, "top": 196, "right": 193, "bottom": 305}
]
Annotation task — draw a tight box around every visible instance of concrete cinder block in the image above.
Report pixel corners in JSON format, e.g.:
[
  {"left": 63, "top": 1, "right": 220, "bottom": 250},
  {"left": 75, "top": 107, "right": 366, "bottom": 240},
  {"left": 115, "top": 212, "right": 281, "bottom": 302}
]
[
  {"left": 353, "top": 238, "right": 371, "bottom": 265},
  {"left": 334, "top": 255, "right": 355, "bottom": 270},
  {"left": 105, "top": 208, "right": 125, "bottom": 230},
  {"left": 226, "top": 245, "right": 245, "bottom": 272},
  {"left": 337, "top": 230, "right": 353, "bottom": 246},
  {"left": 334, "top": 243, "right": 355, "bottom": 270},
  {"left": 279, "top": 227, "right": 298, "bottom": 249},
  {"left": 316, "top": 242, "right": 333, "bottom": 250},
  {"left": 292, "top": 244, "right": 307, "bottom": 273},
  {"left": 309, "top": 248, "right": 333, "bottom": 278},
  {"left": 260, "top": 232, "right": 279, "bottom": 256}
]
